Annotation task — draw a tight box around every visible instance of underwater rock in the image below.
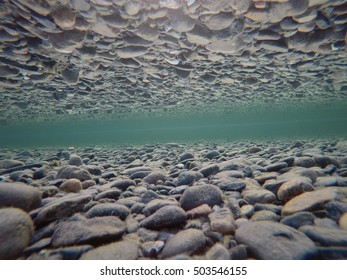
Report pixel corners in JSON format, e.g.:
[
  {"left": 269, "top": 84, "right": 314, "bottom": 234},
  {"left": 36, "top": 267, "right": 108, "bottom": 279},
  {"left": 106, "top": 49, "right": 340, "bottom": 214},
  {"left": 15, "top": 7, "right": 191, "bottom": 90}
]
[
  {"left": 59, "top": 178, "right": 82, "bottom": 193},
  {"left": 235, "top": 221, "right": 318, "bottom": 259},
  {"left": 0, "top": 182, "right": 41, "bottom": 212},
  {"left": 0, "top": 208, "right": 34, "bottom": 259},
  {"left": 86, "top": 203, "right": 130, "bottom": 220},
  {"left": 80, "top": 240, "right": 139, "bottom": 260},
  {"left": 140, "top": 205, "right": 187, "bottom": 229},
  {"left": 179, "top": 184, "right": 223, "bottom": 210},
  {"left": 161, "top": 228, "right": 205, "bottom": 259},
  {"left": 51, "top": 216, "right": 125, "bottom": 247}
]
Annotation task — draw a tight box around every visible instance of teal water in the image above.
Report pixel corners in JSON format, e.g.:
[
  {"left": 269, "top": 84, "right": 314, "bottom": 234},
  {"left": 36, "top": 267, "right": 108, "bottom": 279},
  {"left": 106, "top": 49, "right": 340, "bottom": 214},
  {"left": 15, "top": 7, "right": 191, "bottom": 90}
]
[{"left": 1, "top": 100, "right": 347, "bottom": 148}]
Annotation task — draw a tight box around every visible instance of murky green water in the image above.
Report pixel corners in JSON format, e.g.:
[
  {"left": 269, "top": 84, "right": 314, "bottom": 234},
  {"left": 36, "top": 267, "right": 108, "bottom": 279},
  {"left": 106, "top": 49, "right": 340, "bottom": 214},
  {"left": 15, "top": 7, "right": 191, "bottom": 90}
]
[{"left": 1, "top": 100, "right": 347, "bottom": 147}]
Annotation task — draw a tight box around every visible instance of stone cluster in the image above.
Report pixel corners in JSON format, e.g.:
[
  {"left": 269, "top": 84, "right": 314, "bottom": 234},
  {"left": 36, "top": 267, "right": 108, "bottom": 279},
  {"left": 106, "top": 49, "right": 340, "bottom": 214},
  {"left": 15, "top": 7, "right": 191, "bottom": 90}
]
[
  {"left": 0, "top": 0, "right": 346, "bottom": 124},
  {"left": 0, "top": 138, "right": 347, "bottom": 259}
]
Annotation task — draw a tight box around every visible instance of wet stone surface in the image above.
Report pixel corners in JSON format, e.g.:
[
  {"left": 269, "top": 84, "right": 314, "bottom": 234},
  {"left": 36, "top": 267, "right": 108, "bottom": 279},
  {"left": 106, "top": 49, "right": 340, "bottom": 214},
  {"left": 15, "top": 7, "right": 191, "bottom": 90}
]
[{"left": 0, "top": 139, "right": 347, "bottom": 259}]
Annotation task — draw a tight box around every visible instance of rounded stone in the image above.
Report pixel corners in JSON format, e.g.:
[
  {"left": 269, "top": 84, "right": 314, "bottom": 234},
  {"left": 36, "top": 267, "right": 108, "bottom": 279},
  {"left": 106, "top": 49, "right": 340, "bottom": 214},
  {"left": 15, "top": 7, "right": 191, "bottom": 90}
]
[
  {"left": 277, "top": 178, "right": 314, "bottom": 203},
  {"left": 68, "top": 154, "right": 83, "bottom": 166},
  {"left": 0, "top": 208, "right": 34, "bottom": 259},
  {"left": 179, "top": 184, "right": 223, "bottom": 211},
  {"left": 177, "top": 170, "right": 204, "bottom": 186},
  {"left": 282, "top": 188, "right": 343, "bottom": 216},
  {"left": 56, "top": 166, "right": 92, "bottom": 181},
  {"left": 0, "top": 182, "right": 42, "bottom": 212},
  {"left": 161, "top": 229, "right": 206, "bottom": 259},
  {"left": 60, "top": 179, "right": 82, "bottom": 193},
  {"left": 235, "top": 221, "right": 317, "bottom": 259},
  {"left": 86, "top": 203, "right": 130, "bottom": 220},
  {"left": 242, "top": 189, "right": 276, "bottom": 205},
  {"left": 140, "top": 205, "right": 187, "bottom": 229}
]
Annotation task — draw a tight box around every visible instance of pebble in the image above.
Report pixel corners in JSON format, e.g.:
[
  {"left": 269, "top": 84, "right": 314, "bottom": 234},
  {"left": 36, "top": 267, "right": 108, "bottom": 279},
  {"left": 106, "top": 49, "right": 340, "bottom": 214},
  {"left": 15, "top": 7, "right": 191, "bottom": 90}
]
[
  {"left": 109, "top": 179, "right": 136, "bottom": 191},
  {"left": 140, "top": 205, "right": 187, "bottom": 229},
  {"left": 51, "top": 216, "right": 126, "bottom": 247},
  {"left": 0, "top": 182, "right": 42, "bottom": 212},
  {"left": 86, "top": 203, "right": 130, "bottom": 220},
  {"left": 235, "top": 221, "right": 318, "bottom": 259},
  {"left": 282, "top": 188, "right": 344, "bottom": 216},
  {"left": 161, "top": 229, "right": 206, "bottom": 259},
  {"left": 281, "top": 212, "right": 315, "bottom": 229},
  {"left": 56, "top": 166, "right": 92, "bottom": 181},
  {"left": 300, "top": 225, "right": 347, "bottom": 246},
  {"left": 68, "top": 155, "right": 83, "bottom": 166},
  {"left": 250, "top": 210, "right": 280, "bottom": 222},
  {"left": 143, "top": 172, "right": 166, "bottom": 185},
  {"left": 242, "top": 189, "right": 276, "bottom": 205},
  {"left": 141, "top": 240, "right": 165, "bottom": 258},
  {"left": 60, "top": 179, "right": 82, "bottom": 193},
  {"left": 199, "top": 164, "right": 220, "bottom": 177},
  {"left": 35, "top": 193, "right": 93, "bottom": 225},
  {"left": 142, "top": 199, "right": 179, "bottom": 216},
  {"left": 179, "top": 184, "right": 223, "bottom": 210},
  {"left": 206, "top": 243, "right": 229, "bottom": 260},
  {"left": 277, "top": 178, "right": 314, "bottom": 203},
  {"left": 94, "top": 189, "right": 121, "bottom": 200},
  {"left": 177, "top": 170, "right": 203, "bottom": 186},
  {"left": 186, "top": 204, "right": 213, "bottom": 218},
  {"left": 0, "top": 208, "right": 34, "bottom": 259},
  {"left": 209, "top": 207, "right": 236, "bottom": 234},
  {"left": 80, "top": 240, "right": 139, "bottom": 260}
]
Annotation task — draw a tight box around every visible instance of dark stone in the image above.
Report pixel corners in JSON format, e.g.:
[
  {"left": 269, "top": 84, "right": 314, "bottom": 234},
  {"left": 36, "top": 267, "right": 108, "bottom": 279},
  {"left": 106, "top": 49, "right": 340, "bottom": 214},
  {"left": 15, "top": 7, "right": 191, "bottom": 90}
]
[
  {"left": 299, "top": 225, "right": 347, "bottom": 246},
  {"left": 177, "top": 170, "right": 203, "bottom": 186},
  {"left": 179, "top": 152, "right": 194, "bottom": 162},
  {"left": 266, "top": 162, "right": 288, "bottom": 172},
  {"left": 140, "top": 205, "right": 187, "bottom": 229},
  {"left": 94, "top": 189, "right": 121, "bottom": 201},
  {"left": 142, "top": 199, "right": 179, "bottom": 216},
  {"left": 110, "top": 179, "right": 136, "bottom": 191},
  {"left": 179, "top": 184, "right": 223, "bottom": 211},
  {"left": 205, "top": 150, "right": 220, "bottom": 159},
  {"left": 229, "top": 244, "right": 248, "bottom": 260},
  {"left": 199, "top": 164, "right": 219, "bottom": 177},
  {"left": 42, "top": 245, "right": 93, "bottom": 260},
  {"left": 318, "top": 247, "right": 347, "bottom": 260},
  {"left": 86, "top": 203, "right": 130, "bottom": 220},
  {"left": 325, "top": 201, "right": 347, "bottom": 222},
  {"left": 281, "top": 212, "right": 315, "bottom": 229}
]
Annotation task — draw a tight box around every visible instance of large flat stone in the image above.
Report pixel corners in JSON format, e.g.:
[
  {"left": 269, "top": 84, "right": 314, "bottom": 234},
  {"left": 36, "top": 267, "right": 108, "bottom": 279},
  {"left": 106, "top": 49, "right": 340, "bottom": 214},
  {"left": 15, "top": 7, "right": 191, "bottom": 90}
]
[
  {"left": 235, "top": 221, "right": 317, "bottom": 259},
  {"left": 282, "top": 188, "right": 344, "bottom": 216}
]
